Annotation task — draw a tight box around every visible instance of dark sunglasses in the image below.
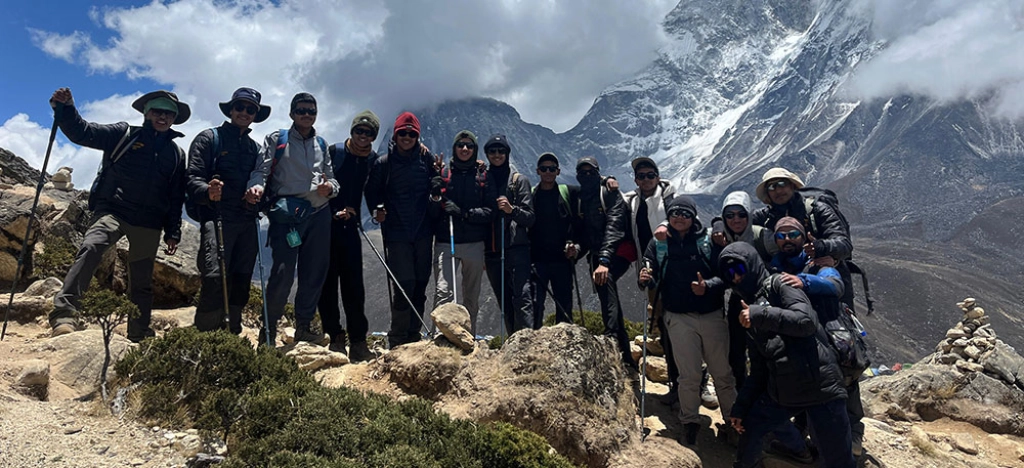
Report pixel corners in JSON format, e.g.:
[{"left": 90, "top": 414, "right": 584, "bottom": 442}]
[
  {"left": 668, "top": 210, "right": 693, "bottom": 219},
  {"left": 352, "top": 127, "right": 375, "bottom": 137},
  {"left": 774, "top": 230, "right": 803, "bottom": 240},
  {"left": 577, "top": 169, "right": 598, "bottom": 177},
  {"left": 150, "top": 109, "right": 176, "bottom": 118},
  {"left": 723, "top": 211, "right": 748, "bottom": 220},
  {"left": 455, "top": 142, "right": 476, "bottom": 149},
  {"left": 486, "top": 148, "right": 509, "bottom": 155},
  {"left": 537, "top": 166, "right": 558, "bottom": 173},
  {"left": 396, "top": 130, "right": 419, "bottom": 138},
  {"left": 634, "top": 172, "right": 658, "bottom": 180},
  {"left": 766, "top": 180, "right": 789, "bottom": 191},
  {"left": 725, "top": 262, "right": 747, "bottom": 278},
  {"left": 293, "top": 107, "right": 317, "bottom": 116},
  {"left": 232, "top": 102, "right": 258, "bottom": 115}
]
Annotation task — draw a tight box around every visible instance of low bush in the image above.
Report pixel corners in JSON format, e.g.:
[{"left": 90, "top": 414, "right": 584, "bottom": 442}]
[{"left": 34, "top": 234, "right": 76, "bottom": 279}]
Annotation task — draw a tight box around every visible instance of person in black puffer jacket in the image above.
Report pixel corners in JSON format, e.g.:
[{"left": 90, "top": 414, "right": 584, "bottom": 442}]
[
  {"left": 433, "top": 130, "right": 496, "bottom": 334},
  {"left": 47, "top": 87, "right": 188, "bottom": 343},
  {"left": 187, "top": 87, "right": 268, "bottom": 337},
  {"left": 720, "top": 242, "right": 854, "bottom": 468}
]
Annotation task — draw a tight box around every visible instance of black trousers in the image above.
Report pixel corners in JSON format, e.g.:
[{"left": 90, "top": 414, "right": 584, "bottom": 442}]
[
  {"left": 592, "top": 254, "right": 632, "bottom": 367},
  {"left": 194, "top": 218, "right": 259, "bottom": 334},
  {"left": 532, "top": 259, "right": 574, "bottom": 327},
  {"left": 726, "top": 293, "right": 749, "bottom": 388},
  {"left": 485, "top": 246, "right": 534, "bottom": 335},
  {"left": 317, "top": 222, "right": 368, "bottom": 343},
  {"left": 385, "top": 237, "right": 432, "bottom": 348}
]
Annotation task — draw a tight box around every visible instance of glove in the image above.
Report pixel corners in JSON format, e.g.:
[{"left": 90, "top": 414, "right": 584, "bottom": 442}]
[
  {"left": 430, "top": 176, "right": 446, "bottom": 197},
  {"left": 443, "top": 200, "right": 462, "bottom": 218}
]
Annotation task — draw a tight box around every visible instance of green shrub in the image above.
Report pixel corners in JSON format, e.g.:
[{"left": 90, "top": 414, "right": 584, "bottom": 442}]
[
  {"left": 34, "top": 235, "right": 76, "bottom": 279},
  {"left": 117, "top": 329, "right": 578, "bottom": 467},
  {"left": 80, "top": 286, "right": 138, "bottom": 405}
]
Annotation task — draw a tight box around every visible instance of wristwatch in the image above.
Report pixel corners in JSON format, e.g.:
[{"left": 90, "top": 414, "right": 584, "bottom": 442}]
[{"left": 598, "top": 257, "right": 611, "bottom": 267}]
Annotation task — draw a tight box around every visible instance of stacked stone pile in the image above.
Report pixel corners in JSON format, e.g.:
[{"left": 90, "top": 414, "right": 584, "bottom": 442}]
[{"left": 929, "top": 297, "right": 1024, "bottom": 389}]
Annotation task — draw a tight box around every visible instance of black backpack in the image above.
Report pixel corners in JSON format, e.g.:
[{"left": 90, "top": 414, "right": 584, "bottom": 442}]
[
  {"left": 800, "top": 186, "right": 875, "bottom": 314},
  {"left": 824, "top": 304, "right": 871, "bottom": 385}
]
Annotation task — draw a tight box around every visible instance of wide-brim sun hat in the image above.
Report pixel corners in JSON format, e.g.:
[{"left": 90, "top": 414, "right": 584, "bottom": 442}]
[
  {"left": 755, "top": 167, "right": 804, "bottom": 204},
  {"left": 131, "top": 90, "right": 191, "bottom": 125}
]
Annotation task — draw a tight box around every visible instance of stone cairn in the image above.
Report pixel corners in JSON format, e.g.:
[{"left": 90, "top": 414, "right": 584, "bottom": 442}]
[{"left": 929, "top": 298, "right": 1024, "bottom": 389}]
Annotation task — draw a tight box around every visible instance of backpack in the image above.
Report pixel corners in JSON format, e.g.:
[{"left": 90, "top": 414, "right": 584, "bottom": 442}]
[
  {"left": 254, "top": 129, "right": 327, "bottom": 213},
  {"left": 824, "top": 303, "right": 871, "bottom": 385},
  {"left": 800, "top": 186, "right": 875, "bottom": 314}
]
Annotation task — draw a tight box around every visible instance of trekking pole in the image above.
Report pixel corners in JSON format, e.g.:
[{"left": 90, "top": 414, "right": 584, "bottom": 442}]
[
  {"left": 571, "top": 260, "right": 585, "bottom": 328},
  {"left": 499, "top": 215, "right": 506, "bottom": 341},
  {"left": 212, "top": 176, "right": 230, "bottom": 321},
  {"left": 639, "top": 261, "right": 653, "bottom": 441},
  {"left": 357, "top": 224, "right": 428, "bottom": 333},
  {"left": 449, "top": 216, "right": 458, "bottom": 304},
  {"left": 2, "top": 103, "right": 62, "bottom": 341},
  {"left": 254, "top": 215, "right": 272, "bottom": 347},
  {"left": 373, "top": 206, "right": 395, "bottom": 315},
  {"left": 530, "top": 266, "right": 572, "bottom": 325}
]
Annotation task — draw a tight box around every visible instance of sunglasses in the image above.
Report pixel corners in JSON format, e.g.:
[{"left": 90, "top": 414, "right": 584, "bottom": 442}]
[
  {"left": 352, "top": 127, "right": 375, "bottom": 137},
  {"left": 766, "top": 180, "right": 789, "bottom": 191},
  {"left": 725, "top": 262, "right": 747, "bottom": 278},
  {"left": 232, "top": 102, "right": 258, "bottom": 115},
  {"left": 537, "top": 166, "right": 558, "bottom": 173},
  {"left": 634, "top": 172, "right": 658, "bottom": 180},
  {"left": 396, "top": 130, "right": 419, "bottom": 138},
  {"left": 149, "top": 109, "right": 177, "bottom": 118},
  {"left": 668, "top": 210, "right": 693, "bottom": 219},
  {"left": 577, "top": 169, "right": 598, "bottom": 176},
  {"left": 293, "top": 108, "right": 317, "bottom": 116},
  {"left": 723, "top": 211, "right": 748, "bottom": 220},
  {"left": 455, "top": 142, "right": 476, "bottom": 149},
  {"left": 774, "top": 230, "right": 803, "bottom": 240},
  {"left": 486, "top": 148, "right": 509, "bottom": 155}
]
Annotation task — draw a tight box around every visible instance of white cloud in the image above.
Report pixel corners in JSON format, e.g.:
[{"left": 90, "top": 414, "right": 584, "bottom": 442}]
[
  {"left": 847, "top": 0, "right": 1024, "bottom": 118},
  {"left": 29, "top": 0, "right": 675, "bottom": 134}
]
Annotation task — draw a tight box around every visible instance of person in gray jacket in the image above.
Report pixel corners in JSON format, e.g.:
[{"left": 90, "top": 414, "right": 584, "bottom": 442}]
[{"left": 244, "top": 93, "right": 339, "bottom": 345}]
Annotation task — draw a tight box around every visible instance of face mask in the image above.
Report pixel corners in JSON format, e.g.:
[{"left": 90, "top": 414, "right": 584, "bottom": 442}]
[{"left": 576, "top": 171, "right": 600, "bottom": 187}]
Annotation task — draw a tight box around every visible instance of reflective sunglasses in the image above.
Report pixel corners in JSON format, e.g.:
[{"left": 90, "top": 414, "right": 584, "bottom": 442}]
[
  {"left": 396, "top": 130, "right": 419, "bottom": 138},
  {"left": 293, "top": 107, "right": 317, "bottom": 116},
  {"left": 668, "top": 209, "right": 693, "bottom": 219},
  {"left": 537, "top": 166, "right": 558, "bottom": 173},
  {"left": 766, "top": 180, "right": 789, "bottom": 191},
  {"left": 723, "top": 211, "right": 748, "bottom": 220},
  {"left": 774, "top": 230, "right": 803, "bottom": 240},
  {"left": 486, "top": 148, "right": 509, "bottom": 156},
  {"left": 725, "top": 262, "right": 747, "bottom": 278},
  {"left": 232, "top": 103, "right": 258, "bottom": 115},
  {"left": 352, "top": 126, "right": 375, "bottom": 137},
  {"left": 455, "top": 142, "right": 476, "bottom": 149},
  {"left": 634, "top": 172, "right": 658, "bottom": 180}
]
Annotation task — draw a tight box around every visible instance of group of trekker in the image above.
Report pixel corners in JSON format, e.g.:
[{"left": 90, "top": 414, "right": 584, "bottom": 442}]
[{"left": 45, "top": 86, "right": 867, "bottom": 467}]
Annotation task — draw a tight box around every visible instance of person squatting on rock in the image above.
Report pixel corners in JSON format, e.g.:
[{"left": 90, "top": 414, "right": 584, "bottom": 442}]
[
  {"left": 47, "top": 88, "right": 188, "bottom": 343},
  {"left": 768, "top": 216, "right": 866, "bottom": 458},
  {"left": 638, "top": 196, "right": 737, "bottom": 448},
  {"left": 364, "top": 112, "right": 441, "bottom": 349},
  {"left": 188, "top": 87, "right": 269, "bottom": 335},
  {"left": 316, "top": 110, "right": 381, "bottom": 362},
  {"left": 431, "top": 130, "right": 496, "bottom": 335},
  {"left": 483, "top": 135, "right": 536, "bottom": 334},
  {"left": 709, "top": 191, "right": 772, "bottom": 389},
  {"left": 720, "top": 242, "right": 854, "bottom": 468},
  {"left": 529, "top": 152, "right": 580, "bottom": 325},
  {"left": 573, "top": 157, "right": 635, "bottom": 369},
  {"left": 245, "top": 92, "right": 339, "bottom": 346}
]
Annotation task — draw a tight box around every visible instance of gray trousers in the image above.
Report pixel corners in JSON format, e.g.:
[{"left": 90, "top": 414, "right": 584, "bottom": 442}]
[
  {"left": 664, "top": 310, "right": 738, "bottom": 424},
  {"left": 51, "top": 213, "right": 161, "bottom": 341},
  {"left": 194, "top": 218, "right": 258, "bottom": 334},
  {"left": 433, "top": 241, "right": 486, "bottom": 335},
  {"left": 264, "top": 208, "right": 331, "bottom": 330}
]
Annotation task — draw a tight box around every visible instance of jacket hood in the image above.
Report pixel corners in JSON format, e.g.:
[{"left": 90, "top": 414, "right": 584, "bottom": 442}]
[
  {"left": 719, "top": 242, "right": 769, "bottom": 301},
  {"left": 722, "top": 191, "right": 753, "bottom": 213}
]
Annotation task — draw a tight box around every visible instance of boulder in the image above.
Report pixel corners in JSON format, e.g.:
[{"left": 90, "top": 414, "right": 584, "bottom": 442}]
[
  {"left": 634, "top": 335, "right": 664, "bottom": 356},
  {"left": 2, "top": 293, "right": 52, "bottom": 323},
  {"left": 31, "top": 330, "right": 133, "bottom": 399},
  {"left": 12, "top": 359, "right": 50, "bottom": 400},
  {"left": 286, "top": 342, "right": 350, "bottom": 371},
  {"left": 643, "top": 356, "right": 670, "bottom": 383},
  {"left": 23, "top": 277, "right": 63, "bottom": 298},
  {"left": 430, "top": 302, "right": 475, "bottom": 351},
  {"left": 953, "top": 432, "right": 979, "bottom": 455},
  {"left": 982, "top": 341, "right": 1024, "bottom": 386}
]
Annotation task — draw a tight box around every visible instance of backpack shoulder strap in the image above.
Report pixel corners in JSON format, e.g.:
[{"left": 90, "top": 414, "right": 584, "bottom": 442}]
[
  {"left": 110, "top": 126, "right": 140, "bottom": 165},
  {"left": 803, "top": 196, "right": 818, "bottom": 233},
  {"left": 697, "top": 232, "right": 712, "bottom": 269},
  {"left": 558, "top": 184, "right": 570, "bottom": 207},
  {"left": 208, "top": 127, "right": 222, "bottom": 173}
]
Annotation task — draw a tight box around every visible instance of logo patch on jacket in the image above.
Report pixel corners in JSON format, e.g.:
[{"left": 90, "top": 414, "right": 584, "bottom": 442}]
[{"left": 131, "top": 142, "right": 145, "bottom": 151}]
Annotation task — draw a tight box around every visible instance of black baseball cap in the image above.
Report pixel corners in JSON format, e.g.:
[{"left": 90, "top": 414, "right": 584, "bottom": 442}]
[
  {"left": 576, "top": 156, "right": 599, "bottom": 171},
  {"left": 537, "top": 152, "right": 559, "bottom": 167}
]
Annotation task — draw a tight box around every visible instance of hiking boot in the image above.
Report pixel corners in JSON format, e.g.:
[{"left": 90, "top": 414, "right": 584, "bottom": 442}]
[
  {"left": 349, "top": 340, "right": 375, "bottom": 363},
  {"left": 765, "top": 438, "right": 814, "bottom": 464},
  {"left": 659, "top": 386, "right": 679, "bottom": 407},
  {"left": 716, "top": 422, "right": 740, "bottom": 447},
  {"left": 852, "top": 432, "right": 864, "bottom": 457},
  {"left": 700, "top": 383, "right": 719, "bottom": 409},
  {"left": 678, "top": 422, "right": 700, "bottom": 447},
  {"left": 51, "top": 323, "right": 76, "bottom": 338},
  {"left": 294, "top": 325, "right": 325, "bottom": 344},
  {"left": 127, "top": 328, "right": 156, "bottom": 344},
  {"left": 257, "top": 328, "right": 277, "bottom": 348},
  {"left": 328, "top": 332, "right": 348, "bottom": 354}
]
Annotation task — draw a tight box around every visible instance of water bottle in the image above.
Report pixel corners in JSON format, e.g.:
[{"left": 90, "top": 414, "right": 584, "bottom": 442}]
[
  {"left": 851, "top": 314, "right": 867, "bottom": 337},
  {"left": 655, "top": 239, "right": 668, "bottom": 265}
]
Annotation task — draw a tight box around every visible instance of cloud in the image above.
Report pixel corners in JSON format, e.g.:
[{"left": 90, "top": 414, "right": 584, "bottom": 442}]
[
  {"left": 30, "top": 0, "right": 675, "bottom": 134},
  {"left": 847, "top": 0, "right": 1024, "bottom": 119}
]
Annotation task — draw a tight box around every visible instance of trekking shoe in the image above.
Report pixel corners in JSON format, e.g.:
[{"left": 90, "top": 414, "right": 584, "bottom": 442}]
[
  {"left": 328, "top": 340, "right": 347, "bottom": 355},
  {"left": 852, "top": 432, "right": 864, "bottom": 457},
  {"left": 127, "top": 328, "right": 156, "bottom": 344},
  {"left": 294, "top": 325, "right": 325, "bottom": 344},
  {"left": 659, "top": 386, "right": 680, "bottom": 407},
  {"left": 257, "top": 328, "right": 277, "bottom": 348},
  {"left": 349, "top": 341, "right": 375, "bottom": 363},
  {"left": 765, "top": 438, "right": 814, "bottom": 464},
  {"left": 51, "top": 323, "right": 76, "bottom": 338},
  {"left": 678, "top": 422, "right": 700, "bottom": 447},
  {"left": 700, "top": 383, "right": 720, "bottom": 409},
  {"left": 716, "top": 422, "right": 740, "bottom": 447}
]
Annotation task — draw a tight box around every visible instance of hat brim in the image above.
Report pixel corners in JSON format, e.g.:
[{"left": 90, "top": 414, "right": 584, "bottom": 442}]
[
  {"left": 132, "top": 90, "right": 191, "bottom": 125},
  {"left": 219, "top": 101, "right": 272, "bottom": 123},
  {"left": 755, "top": 176, "right": 805, "bottom": 204}
]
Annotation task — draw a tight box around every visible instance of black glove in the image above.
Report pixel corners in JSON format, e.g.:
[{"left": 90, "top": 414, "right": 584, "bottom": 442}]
[
  {"left": 443, "top": 200, "right": 462, "bottom": 218},
  {"left": 430, "top": 176, "right": 446, "bottom": 197}
]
